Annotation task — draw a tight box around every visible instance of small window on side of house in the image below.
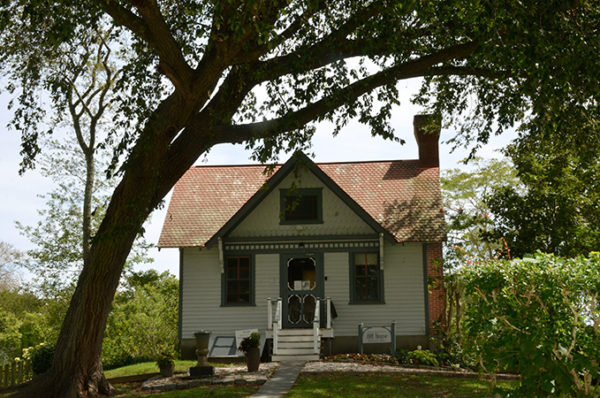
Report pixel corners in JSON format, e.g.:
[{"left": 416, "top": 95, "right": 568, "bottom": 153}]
[
  {"left": 223, "top": 256, "right": 253, "bottom": 305},
  {"left": 350, "top": 252, "right": 383, "bottom": 304},
  {"left": 280, "top": 188, "right": 323, "bottom": 224}
]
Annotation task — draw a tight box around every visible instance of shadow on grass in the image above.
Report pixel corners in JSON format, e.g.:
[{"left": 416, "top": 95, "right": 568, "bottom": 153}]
[
  {"left": 112, "top": 382, "right": 259, "bottom": 398},
  {"left": 286, "top": 373, "right": 519, "bottom": 398}
]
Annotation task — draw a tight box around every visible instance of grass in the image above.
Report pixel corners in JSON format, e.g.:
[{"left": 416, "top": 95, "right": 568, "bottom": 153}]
[
  {"left": 112, "top": 383, "right": 259, "bottom": 397},
  {"left": 107, "top": 360, "right": 258, "bottom": 397},
  {"left": 285, "top": 373, "right": 520, "bottom": 398},
  {"left": 105, "top": 360, "right": 237, "bottom": 379}
]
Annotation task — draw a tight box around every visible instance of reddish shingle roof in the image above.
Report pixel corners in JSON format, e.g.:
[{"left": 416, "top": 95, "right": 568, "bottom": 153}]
[{"left": 158, "top": 158, "right": 445, "bottom": 247}]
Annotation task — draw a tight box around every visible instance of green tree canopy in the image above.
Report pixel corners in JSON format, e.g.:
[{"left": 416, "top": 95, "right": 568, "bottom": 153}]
[
  {"left": 486, "top": 130, "right": 600, "bottom": 258},
  {"left": 1, "top": 1, "right": 599, "bottom": 396},
  {"left": 441, "top": 157, "right": 519, "bottom": 263}
]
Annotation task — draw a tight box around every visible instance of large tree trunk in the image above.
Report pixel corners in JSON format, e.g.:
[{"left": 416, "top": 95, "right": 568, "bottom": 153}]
[
  {"left": 13, "top": 181, "right": 149, "bottom": 397},
  {"left": 12, "top": 129, "right": 188, "bottom": 397}
]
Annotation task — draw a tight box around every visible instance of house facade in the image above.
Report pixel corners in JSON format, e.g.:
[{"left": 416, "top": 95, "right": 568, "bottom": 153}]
[{"left": 159, "top": 115, "right": 446, "bottom": 360}]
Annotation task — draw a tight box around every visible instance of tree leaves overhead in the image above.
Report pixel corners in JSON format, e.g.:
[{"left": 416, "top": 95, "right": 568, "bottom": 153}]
[
  {"left": 2, "top": 2, "right": 600, "bottom": 396},
  {"left": 486, "top": 127, "right": 600, "bottom": 258},
  {"left": 3, "top": 0, "right": 598, "bottom": 171}
]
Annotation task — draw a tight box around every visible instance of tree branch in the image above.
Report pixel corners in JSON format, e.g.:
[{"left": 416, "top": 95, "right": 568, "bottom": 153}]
[
  {"left": 214, "top": 41, "right": 479, "bottom": 144},
  {"left": 97, "top": 0, "right": 194, "bottom": 95}
]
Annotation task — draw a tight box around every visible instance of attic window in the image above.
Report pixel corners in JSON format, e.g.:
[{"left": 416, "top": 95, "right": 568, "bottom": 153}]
[{"left": 280, "top": 188, "right": 323, "bottom": 224}]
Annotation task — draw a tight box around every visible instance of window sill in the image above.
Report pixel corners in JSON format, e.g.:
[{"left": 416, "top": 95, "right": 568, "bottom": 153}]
[
  {"left": 348, "top": 300, "right": 386, "bottom": 305},
  {"left": 220, "top": 303, "right": 256, "bottom": 307}
]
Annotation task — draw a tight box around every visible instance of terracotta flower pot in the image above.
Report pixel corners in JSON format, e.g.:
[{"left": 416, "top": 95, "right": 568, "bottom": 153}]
[{"left": 245, "top": 347, "right": 260, "bottom": 372}]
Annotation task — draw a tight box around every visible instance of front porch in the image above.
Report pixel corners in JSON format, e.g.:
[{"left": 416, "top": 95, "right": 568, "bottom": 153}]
[{"left": 265, "top": 297, "right": 335, "bottom": 361}]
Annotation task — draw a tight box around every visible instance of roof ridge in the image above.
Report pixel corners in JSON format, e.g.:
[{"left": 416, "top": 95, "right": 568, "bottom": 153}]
[
  {"left": 190, "top": 158, "right": 427, "bottom": 168},
  {"left": 316, "top": 159, "right": 419, "bottom": 165}
]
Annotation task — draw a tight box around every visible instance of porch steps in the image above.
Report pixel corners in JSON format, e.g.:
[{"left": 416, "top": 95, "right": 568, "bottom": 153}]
[{"left": 272, "top": 329, "right": 319, "bottom": 362}]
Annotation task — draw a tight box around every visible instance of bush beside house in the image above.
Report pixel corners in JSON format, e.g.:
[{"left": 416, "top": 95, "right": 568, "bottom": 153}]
[{"left": 461, "top": 252, "right": 600, "bottom": 396}]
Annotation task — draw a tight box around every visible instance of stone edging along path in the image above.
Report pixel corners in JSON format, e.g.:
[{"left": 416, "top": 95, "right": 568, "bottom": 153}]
[
  {"left": 302, "top": 361, "right": 520, "bottom": 381},
  {"left": 139, "top": 361, "right": 520, "bottom": 393},
  {"left": 140, "top": 363, "right": 279, "bottom": 393}
]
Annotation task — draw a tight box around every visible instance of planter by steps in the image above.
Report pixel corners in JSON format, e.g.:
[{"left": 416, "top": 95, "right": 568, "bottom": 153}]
[
  {"left": 245, "top": 347, "right": 261, "bottom": 372},
  {"left": 239, "top": 332, "right": 261, "bottom": 372}
]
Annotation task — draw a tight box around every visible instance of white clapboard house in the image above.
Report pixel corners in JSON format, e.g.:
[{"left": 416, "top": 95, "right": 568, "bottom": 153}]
[{"left": 158, "top": 115, "right": 446, "bottom": 361}]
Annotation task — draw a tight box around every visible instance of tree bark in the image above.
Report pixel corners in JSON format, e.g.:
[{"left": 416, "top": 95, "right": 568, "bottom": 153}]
[
  {"left": 12, "top": 187, "right": 142, "bottom": 397},
  {"left": 12, "top": 131, "right": 172, "bottom": 398},
  {"left": 82, "top": 151, "right": 94, "bottom": 267}
]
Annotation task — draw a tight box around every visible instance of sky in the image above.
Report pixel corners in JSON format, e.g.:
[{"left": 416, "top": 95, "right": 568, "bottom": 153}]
[{"left": 0, "top": 77, "right": 514, "bottom": 281}]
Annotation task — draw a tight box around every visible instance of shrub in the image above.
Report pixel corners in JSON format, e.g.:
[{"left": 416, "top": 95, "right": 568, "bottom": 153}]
[
  {"left": 238, "top": 332, "right": 260, "bottom": 353},
  {"left": 396, "top": 349, "right": 439, "bottom": 367},
  {"left": 408, "top": 349, "right": 439, "bottom": 367},
  {"left": 27, "top": 343, "right": 55, "bottom": 375},
  {"left": 430, "top": 334, "right": 475, "bottom": 369},
  {"left": 328, "top": 353, "right": 399, "bottom": 365},
  {"left": 102, "top": 271, "right": 178, "bottom": 369},
  {"left": 156, "top": 352, "right": 175, "bottom": 368},
  {"left": 462, "top": 252, "right": 600, "bottom": 396}
]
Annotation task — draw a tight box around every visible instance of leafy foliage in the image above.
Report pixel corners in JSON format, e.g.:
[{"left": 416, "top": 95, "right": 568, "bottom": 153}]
[
  {"left": 441, "top": 158, "right": 519, "bottom": 263},
  {"left": 462, "top": 253, "right": 600, "bottom": 396},
  {"left": 2, "top": 0, "right": 600, "bottom": 394},
  {"left": 0, "top": 289, "right": 48, "bottom": 364},
  {"left": 0, "top": 311, "right": 22, "bottom": 364},
  {"left": 486, "top": 135, "right": 600, "bottom": 258},
  {"left": 155, "top": 352, "right": 175, "bottom": 368},
  {"left": 396, "top": 349, "right": 439, "bottom": 367},
  {"left": 102, "top": 270, "right": 179, "bottom": 370},
  {"left": 16, "top": 138, "right": 152, "bottom": 297},
  {"left": 238, "top": 332, "right": 260, "bottom": 353},
  {"left": 27, "top": 343, "right": 55, "bottom": 376}
]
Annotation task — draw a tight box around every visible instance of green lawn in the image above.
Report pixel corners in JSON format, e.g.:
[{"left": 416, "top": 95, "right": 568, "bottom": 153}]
[
  {"left": 105, "top": 360, "right": 236, "bottom": 379},
  {"left": 113, "top": 383, "right": 259, "bottom": 397},
  {"left": 104, "top": 363, "right": 521, "bottom": 398},
  {"left": 285, "top": 373, "right": 519, "bottom": 398}
]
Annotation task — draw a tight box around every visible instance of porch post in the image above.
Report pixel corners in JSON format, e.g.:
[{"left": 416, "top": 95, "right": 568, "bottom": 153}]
[
  {"left": 391, "top": 321, "right": 397, "bottom": 355},
  {"left": 313, "top": 298, "right": 320, "bottom": 353},
  {"left": 277, "top": 298, "right": 282, "bottom": 330},
  {"left": 326, "top": 297, "right": 332, "bottom": 329},
  {"left": 267, "top": 298, "right": 272, "bottom": 330},
  {"left": 358, "top": 323, "right": 364, "bottom": 354}
]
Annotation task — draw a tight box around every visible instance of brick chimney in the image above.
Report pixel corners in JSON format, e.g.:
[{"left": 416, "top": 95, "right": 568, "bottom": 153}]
[{"left": 413, "top": 114, "right": 441, "bottom": 167}]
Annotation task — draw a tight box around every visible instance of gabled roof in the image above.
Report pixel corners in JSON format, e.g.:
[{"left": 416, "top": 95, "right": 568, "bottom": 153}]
[{"left": 158, "top": 152, "right": 446, "bottom": 248}]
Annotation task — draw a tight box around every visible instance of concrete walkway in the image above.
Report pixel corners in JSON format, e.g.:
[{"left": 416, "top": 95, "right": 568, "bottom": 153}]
[{"left": 250, "top": 361, "right": 306, "bottom": 398}]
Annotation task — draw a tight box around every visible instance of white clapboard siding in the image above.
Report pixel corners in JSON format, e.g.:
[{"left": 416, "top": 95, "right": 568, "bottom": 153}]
[
  {"left": 323, "top": 242, "right": 425, "bottom": 336},
  {"left": 229, "top": 168, "right": 374, "bottom": 238},
  {"left": 181, "top": 249, "right": 279, "bottom": 338}
]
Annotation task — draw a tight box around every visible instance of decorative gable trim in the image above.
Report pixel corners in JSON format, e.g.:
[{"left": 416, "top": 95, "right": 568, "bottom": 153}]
[
  {"left": 225, "top": 239, "right": 379, "bottom": 252},
  {"left": 205, "top": 151, "right": 394, "bottom": 247}
]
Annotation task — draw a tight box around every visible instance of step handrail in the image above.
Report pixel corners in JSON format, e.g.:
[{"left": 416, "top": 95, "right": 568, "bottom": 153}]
[
  {"left": 273, "top": 298, "right": 282, "bottom": 354},
  {"left": 313, "top": 298, "right": 320, "bottom": 353}
]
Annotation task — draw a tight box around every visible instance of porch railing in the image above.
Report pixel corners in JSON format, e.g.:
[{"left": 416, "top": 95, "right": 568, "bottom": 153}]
[
  {"left": 267, "top": 297, "right": 332, "bottom": 330},
  {"left": 268, "top": 296, "right": 332, "bottom": 355},
  {"left": 313, "top": 298, "right": 320, "bottom": 353},
  {"left": 268, "top": 298, "right": 283, "bottom": 354}
]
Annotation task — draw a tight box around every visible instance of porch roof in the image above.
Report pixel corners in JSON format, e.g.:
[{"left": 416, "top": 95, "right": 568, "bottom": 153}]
[{"left": 158, "top": 154, "right": 446, "bottom": 248}]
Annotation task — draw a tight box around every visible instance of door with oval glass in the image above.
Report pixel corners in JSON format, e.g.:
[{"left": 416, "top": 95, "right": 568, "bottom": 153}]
[{"left": 280, "top": 253, "right": 324, "bottom": 328}]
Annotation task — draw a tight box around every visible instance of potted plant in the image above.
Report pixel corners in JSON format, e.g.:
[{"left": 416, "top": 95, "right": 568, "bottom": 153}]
[
  {"left": 156, "top": 352, "right": 175, "bottom": 377},
  {"left": 238, "top": 332, "right": 261, "bottom": 372}
]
